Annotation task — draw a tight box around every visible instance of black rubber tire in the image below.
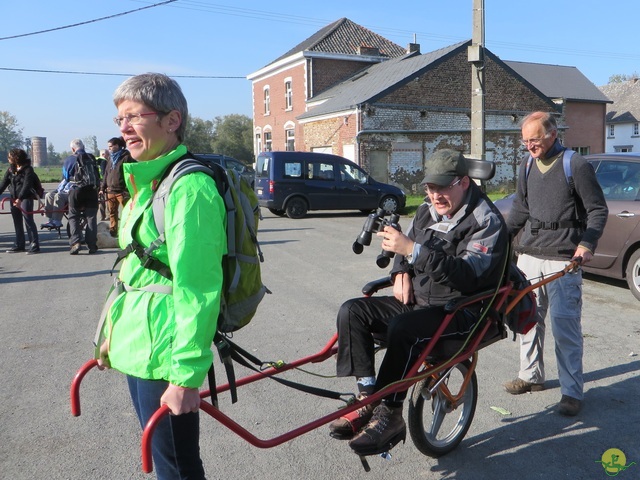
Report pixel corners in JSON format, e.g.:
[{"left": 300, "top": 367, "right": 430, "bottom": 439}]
[
  {"left": 379, "top": 195, "right": 399, "bottom": 214},
  {"left": 408, "top": 360, "right": 478, "bottom": 457},
  {"left": 285, "top": 197, "right": 308, "bottom": 219},
  {"left": 268, "top": 208, "right": 286, "bottom": 217}
]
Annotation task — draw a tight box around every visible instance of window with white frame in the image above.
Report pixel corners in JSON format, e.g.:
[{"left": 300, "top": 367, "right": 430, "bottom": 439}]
[
  {"left": 285, "top": 80, "right": 293, "bottom": 110},
  {"left": 573, "top": 146, "right": 590, "bottom": 155},
  {"left": 609, "top": 124, "right": 615, "bottom": 137},
  {"left": 264, "top": 131, "right": 272, "bottom": 151},
  {"left": 634, "top": 123, "right": 639, "bottom": 136},
  {"left": 285, "top": 128, "right": 295, "bottom": 151},
  {"left": 255, "top": 133, "right": 262, "bottom": 153},
  {"left": 263, "top": 87, "right": 270, "bottom": 115}
]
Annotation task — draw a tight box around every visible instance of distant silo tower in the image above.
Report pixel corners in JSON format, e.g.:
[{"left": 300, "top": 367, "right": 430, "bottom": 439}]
[{"left": 30, "top": 137, "right": 47, "bottom": 166}]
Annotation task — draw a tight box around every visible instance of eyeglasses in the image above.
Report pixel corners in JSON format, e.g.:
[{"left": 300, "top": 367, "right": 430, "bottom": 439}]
[
  {"left": 425, "top": 177, "right": 462, "bottom": 194},
  {"left": 113, "top": 112, "right": 158, "bottom": 127},
  {"left": 521, "top": 134, "right": 550, "bottom": 146}
]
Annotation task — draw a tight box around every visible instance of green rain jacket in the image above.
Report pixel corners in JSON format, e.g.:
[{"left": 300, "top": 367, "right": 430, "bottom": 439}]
[{"left": 104, "top": 144, "right": 226, "bottom": 388}]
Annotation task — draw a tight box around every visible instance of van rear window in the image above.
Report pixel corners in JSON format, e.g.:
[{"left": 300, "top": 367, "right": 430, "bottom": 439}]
[{"left": 256, "top": 156, "right": 270, "bottom": 178}]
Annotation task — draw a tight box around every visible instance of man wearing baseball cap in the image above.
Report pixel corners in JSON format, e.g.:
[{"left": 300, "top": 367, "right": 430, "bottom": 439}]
[{"left": 330, "top": 149, "right": 509, "bottom": 457}]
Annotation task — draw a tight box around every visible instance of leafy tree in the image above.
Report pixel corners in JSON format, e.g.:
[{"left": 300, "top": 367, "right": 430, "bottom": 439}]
[
  {"left": 608, "top": 72, "right": 640, "bottom": 83},
  {"left": 184, "top": 116, "right": 215, "bottom": 153},
  {"left": 210, "top": 114, "right": 253, "bottom": 163},
  {"left": 84, "top": 135, "right": 99, "bottom": 155},
  {"left": 183, "top": 113, "right": 253, "bottom": 163},
  {"left": 0, "top": 111, "right": 24, "bottom": 160},
  {"left": 47, "top": 143, "right": 62, "bottom": 165}
]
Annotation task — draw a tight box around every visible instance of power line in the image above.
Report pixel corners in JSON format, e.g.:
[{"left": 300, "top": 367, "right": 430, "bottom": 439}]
[
  {"left": 0, "top": 67, "right": 244, "bottom": 79},
  {"left": 165, "top": 1, "right": 640, "bottom": 62},
  {"left": 0, "top": 0, "right": 177, "bottom": 41}
]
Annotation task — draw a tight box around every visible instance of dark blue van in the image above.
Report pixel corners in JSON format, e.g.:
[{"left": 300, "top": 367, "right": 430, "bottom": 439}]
[{"left": 255, "top": 151, "right": 406, "bottom": 218}]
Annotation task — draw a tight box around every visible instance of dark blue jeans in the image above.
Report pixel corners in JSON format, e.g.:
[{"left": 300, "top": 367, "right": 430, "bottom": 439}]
[{"left": 126, "top": 376, "right": 205, "bottom": 480}]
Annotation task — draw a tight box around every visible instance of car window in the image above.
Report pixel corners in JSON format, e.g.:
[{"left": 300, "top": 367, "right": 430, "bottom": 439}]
[
  {"left": 256, "top": 156, "right": 269, "bottom": 178},
  {"left": 594, "top": 160, "right": 640, "bottom": 200},
  {"left": 307, "top": 161, "right": 334, "bottom": 181},
  {"left": 340, "top": 163, "right": 367, "bottom": 184},
  {"left": 283, "top": 161, "right": 302, "bottom": 179},
  {"left": 226, "top": 158, "right": 244, "bottom": 174}
]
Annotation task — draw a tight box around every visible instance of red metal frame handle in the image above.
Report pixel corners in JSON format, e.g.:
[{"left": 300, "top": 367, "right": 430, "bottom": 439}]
[{"left": 70, "top": 359, "right": 99, "bottom": 416}]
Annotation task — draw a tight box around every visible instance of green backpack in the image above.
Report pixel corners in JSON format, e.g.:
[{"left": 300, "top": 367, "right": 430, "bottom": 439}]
[{"left": 121, "top": 153, "right": 269, "bottom": 333}]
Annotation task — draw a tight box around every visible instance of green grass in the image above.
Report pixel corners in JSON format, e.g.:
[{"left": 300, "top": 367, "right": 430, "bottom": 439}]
[
  {"left": 402, "top": 191, "right": 509, "bottom": 218},
  {"left": 34, "top": 167, "right": 63, "bottom": 183}
]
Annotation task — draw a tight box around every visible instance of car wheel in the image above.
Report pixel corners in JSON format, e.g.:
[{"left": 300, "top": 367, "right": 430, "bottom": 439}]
[
  {"left": 379, "top": 195, "right": 399, "bottom": 214},
  {"left": 285, "top": 197, "right": 308, "bottom": 219},
  {"left": 625, "top": 249, "right": 640, "bottom": 301},
  {"left": 268, "top": 208, "right": 286, "bottom": 216}
]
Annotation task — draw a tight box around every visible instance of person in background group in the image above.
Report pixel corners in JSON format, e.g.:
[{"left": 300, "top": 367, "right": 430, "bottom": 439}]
[
  {"left": 100, "top": 136, "right": 134, "bottom": 237},
  {"left": 503, "top": 111, "right": 608, "bottom": 416},
  {"left": 95, "top": 72, "right": 225, "bottom": 479},
  {"left": 65, "top": 138, "right": 99, "bottom": 255},
  {"left": 0, "top": 148, "right": 41, "bottom": 254},
  {"left": 96, "top": 149, "right": 109, "bottom": 221},
  {"left": 41, "top": 178, "right": 71, "bottom": 229}
]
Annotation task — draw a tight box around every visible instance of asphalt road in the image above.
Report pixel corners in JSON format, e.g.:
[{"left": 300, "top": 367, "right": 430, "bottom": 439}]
[{"left": 0, "top": 198, "right": 638, "bottom": 480}]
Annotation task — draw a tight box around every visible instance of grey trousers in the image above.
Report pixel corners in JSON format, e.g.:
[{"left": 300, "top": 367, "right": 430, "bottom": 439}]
[{"left": 516, "top": 254, "right": 584, "bottom": 400}]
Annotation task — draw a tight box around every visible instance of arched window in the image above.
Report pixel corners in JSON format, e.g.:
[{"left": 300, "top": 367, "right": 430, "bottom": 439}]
[
  {"left": 263, "top": 86, "right": 270, "bottom": 115},
  {"left": 284, "top": 79, "right": 293, "bottom": 110}
]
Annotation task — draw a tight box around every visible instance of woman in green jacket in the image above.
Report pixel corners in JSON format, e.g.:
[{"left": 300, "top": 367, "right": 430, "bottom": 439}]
[{"left": 96, "top": 73, "right": 226, "bottom": 479}]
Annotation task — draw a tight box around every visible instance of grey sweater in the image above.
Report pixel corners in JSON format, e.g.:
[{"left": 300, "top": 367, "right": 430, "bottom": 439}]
[{"left": 508, "top": 143, "right": 608, "bottom": 260}]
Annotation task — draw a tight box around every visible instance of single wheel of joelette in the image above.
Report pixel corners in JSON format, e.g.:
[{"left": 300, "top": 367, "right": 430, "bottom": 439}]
[{"left": 408, "top": 359, "right": 478, "bottom": 457}]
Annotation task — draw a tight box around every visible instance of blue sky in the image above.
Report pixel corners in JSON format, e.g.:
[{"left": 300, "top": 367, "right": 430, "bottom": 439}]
[{"left": 2, "top": 0, "right": 639, "bottom": 154}]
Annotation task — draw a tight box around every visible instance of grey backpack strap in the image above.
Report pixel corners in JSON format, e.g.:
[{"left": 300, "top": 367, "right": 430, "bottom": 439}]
[{"left": 152, "top": 159, "right": 214, "bottom": 237}]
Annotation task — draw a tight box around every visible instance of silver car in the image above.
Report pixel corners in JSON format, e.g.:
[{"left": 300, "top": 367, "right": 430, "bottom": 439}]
[{"left": 494, "top": 152, "right": 640, "bottom": 300}]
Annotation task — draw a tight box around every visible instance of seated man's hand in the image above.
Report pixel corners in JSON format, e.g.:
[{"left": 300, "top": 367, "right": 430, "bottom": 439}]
[{"left": 393, "top": 272, "right": 414, "bottom": 305}]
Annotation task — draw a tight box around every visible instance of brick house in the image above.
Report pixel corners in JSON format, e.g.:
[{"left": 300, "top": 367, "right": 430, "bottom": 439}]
[
  {"left": 505, "top": 61, "right": 610, "bottom": 156},
  {"left": 247, "top": 18, "right": 407, "bottom": 157},
  {"left": 248, "top": 18, "right": 609, "bottom": 192}
]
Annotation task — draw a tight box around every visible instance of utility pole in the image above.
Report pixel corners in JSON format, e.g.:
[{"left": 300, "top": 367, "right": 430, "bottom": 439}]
[{"left": 468, "top": 0, "right": 485, "bottom": 161}]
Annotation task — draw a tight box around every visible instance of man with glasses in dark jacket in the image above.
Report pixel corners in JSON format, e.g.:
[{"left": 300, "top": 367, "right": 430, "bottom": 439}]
[{"left": 330, "top": 149, "right": 508, "bottom": 456}]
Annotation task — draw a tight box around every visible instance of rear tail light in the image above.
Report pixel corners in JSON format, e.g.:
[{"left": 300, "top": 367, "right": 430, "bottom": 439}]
[{"left": 269, "top": 180, "right": 274, "bottom": 194}]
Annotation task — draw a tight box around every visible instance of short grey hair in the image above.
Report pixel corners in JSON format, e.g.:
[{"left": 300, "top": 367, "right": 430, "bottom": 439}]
[
  {"left": 113, "top": 72, "right": 188, "bottom": 142},
  {"left": 70, "top": 138, "right": 85, "bottom": 151}
]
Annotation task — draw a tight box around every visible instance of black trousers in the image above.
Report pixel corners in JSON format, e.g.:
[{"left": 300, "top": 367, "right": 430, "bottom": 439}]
[
  {"left": 68, "top": 187, "right": 98, "bottom": 250},
  {"left": 336, "top": 296, "right": 476, "bottom": 404},
  {"left": 10, "top": 199, "right": 39, "bottom": 250}
]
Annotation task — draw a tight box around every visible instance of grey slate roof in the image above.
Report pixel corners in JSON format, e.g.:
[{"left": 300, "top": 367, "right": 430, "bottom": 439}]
[
  {"left": 298, "top": 41, "right": 468, "bottom": 119},
  {"left": 267, "top": 17, "right": 406, "bottom": 66},
  {"left": 504, "top": 61, "right": 610, "bottom": 103},
  {"left": 600, "top": 80, "right": 640, "bottom": 123}
]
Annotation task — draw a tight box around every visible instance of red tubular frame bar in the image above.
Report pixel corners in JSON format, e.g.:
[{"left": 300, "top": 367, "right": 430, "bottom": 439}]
[
  {"left": 70, "top": 261, "right": 579, "bottom": 474},
  {"left": 0, "top": 197, "right": 46, "bottom": 215}
]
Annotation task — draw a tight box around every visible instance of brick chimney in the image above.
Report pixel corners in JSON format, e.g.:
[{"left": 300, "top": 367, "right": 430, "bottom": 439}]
[{"left": 407, "top": 43, "right": 420, "bottom": 54}]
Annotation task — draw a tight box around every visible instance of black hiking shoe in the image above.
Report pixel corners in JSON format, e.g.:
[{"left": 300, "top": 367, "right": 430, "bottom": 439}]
[{"left": 348, "top": 404, "right": 406, "bottom": 456}]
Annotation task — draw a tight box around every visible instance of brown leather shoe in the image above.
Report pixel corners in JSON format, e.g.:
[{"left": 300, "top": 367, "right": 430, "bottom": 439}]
[
  {"left": 329, "top": 394, "right": 375, "bottom": 439},
  {"left": 504, "top": 378, "right": 545, "bottom": 395},
  {"left": 558, "top": 395, "right": 582, "bottom": 416},
  {"left": 348, "top": 404, "right": 406, "bottom": 456}
]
